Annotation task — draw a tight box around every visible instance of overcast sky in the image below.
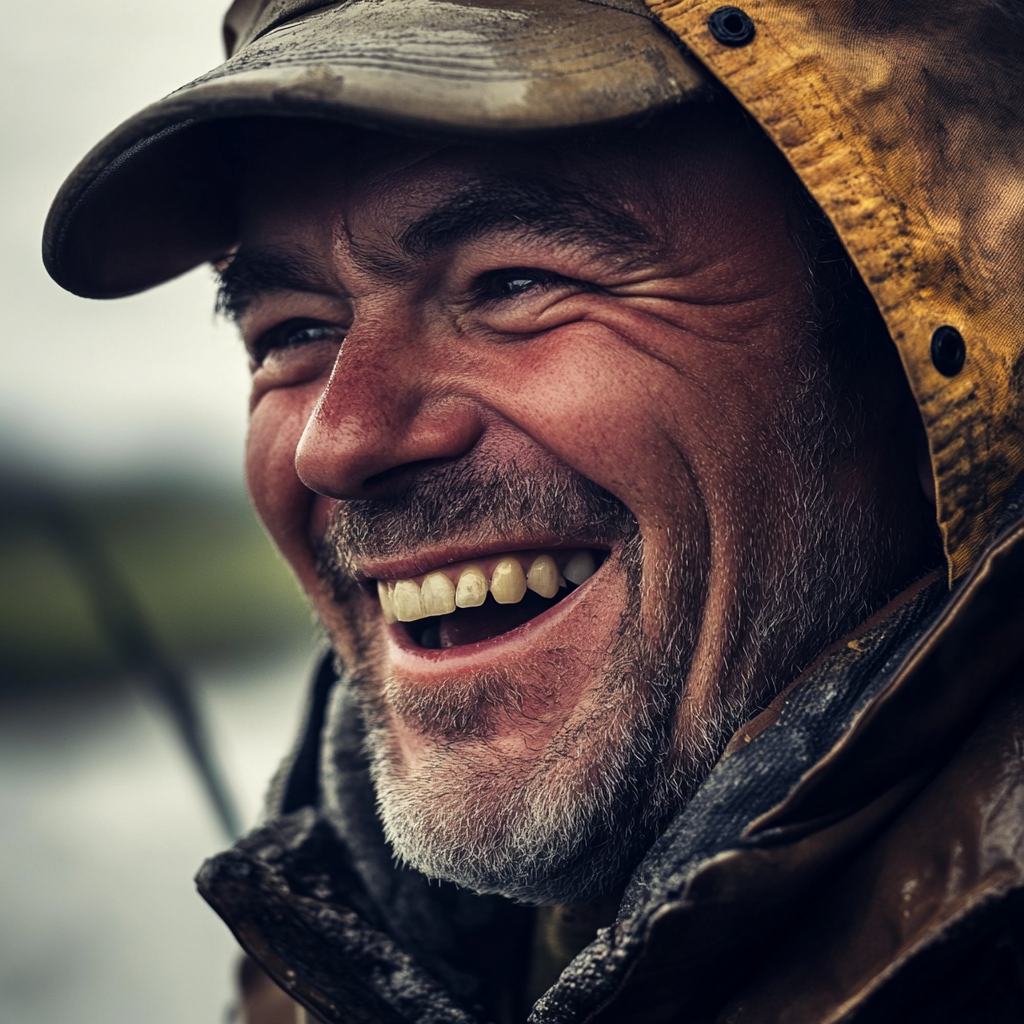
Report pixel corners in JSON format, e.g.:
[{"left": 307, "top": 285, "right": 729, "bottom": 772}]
[{"left": 2, "top": 0, "right": 252, "bottom": 483}]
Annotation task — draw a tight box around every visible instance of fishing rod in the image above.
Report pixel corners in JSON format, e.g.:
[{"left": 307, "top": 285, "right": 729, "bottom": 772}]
[{"left": 5, "top": 481, "right": 242, "bottom": 841}]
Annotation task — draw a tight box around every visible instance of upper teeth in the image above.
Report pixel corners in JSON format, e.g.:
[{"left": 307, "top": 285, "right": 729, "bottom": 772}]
[
  {"left": 455, "top": 565, "right": 489, "bottom": 609},
  {"left": 376, "top": 551, "right": 597, "bottom": 624}
]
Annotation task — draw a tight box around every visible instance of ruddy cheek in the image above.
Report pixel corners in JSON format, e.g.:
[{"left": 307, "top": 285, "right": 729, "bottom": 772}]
[
  {"left": 246, "top": 395, "right": 320, "bottom": 575},
  {"left": 475, "top": 321, "right": 677, "bottom": 510}
]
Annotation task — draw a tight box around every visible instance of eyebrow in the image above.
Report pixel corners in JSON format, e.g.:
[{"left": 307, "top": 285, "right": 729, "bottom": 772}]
[
  {"left": 216, "top": 176, "right": 657, "bottom": 321},
  {"left": 394, "top": 176, "right": 655, "bottom": 266},
  {"left": 215, "top": 245, "right": 336, "bottom": 322}
]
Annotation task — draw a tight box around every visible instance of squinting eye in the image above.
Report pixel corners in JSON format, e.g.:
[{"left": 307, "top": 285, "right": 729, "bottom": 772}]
[
  {"left": 250, "top": 318, "right": 344, "bottom": 365},
  {"left": 475, "top": 267, "right": 565, "bottom": 302}
]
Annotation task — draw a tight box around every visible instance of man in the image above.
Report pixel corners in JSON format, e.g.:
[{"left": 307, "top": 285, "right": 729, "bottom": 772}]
[{"left": 44, "top": 1, "right": 1024, "bottom": 1022}]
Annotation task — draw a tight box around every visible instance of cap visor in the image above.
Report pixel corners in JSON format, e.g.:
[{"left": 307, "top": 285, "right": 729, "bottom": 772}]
[{"left": 43, "top": 0, "right": 706, "bottom": 298}]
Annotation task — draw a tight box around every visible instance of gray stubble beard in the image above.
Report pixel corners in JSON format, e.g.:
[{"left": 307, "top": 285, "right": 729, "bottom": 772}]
[
  {"left": 315, "top": 348, "right": 888, "bottom": 905},
  {"left": 361, "top": 534, "right": 699, "bottom": 905}
]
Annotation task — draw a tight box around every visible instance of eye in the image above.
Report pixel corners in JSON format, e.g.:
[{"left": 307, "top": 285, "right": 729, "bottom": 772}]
[
  {"left": 473, "top": 267, "right": 569, "bottom": 303},
  {"left": 249, "top": 318, "right": 344, "bottom": 365}
]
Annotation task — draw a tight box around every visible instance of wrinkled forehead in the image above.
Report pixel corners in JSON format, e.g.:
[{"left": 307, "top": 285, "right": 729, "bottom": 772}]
[
  {"left": 230, "top": 122, "right": 532, "bottom": 256},
  {"left": 218, "top": 107, "right": 811, "bottom": 335}
]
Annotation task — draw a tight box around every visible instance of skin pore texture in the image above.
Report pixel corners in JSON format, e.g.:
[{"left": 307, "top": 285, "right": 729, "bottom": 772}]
[{"left": 229, "top": 105, "right": 940, "bottom": 904}]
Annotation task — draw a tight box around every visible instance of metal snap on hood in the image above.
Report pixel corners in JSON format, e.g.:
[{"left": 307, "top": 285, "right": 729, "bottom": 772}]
[{"left": 42, "top": 0, "right": 1024, "bottom": 580}]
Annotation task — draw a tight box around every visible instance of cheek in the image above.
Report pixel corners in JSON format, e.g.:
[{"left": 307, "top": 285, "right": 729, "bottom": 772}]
[
  {"left": 473, "top": 324, "right": 703, "bottom": 529},
  {"left": 467, "top": 318, "right": 801, "bottom": 585},
  {"left": 246, "top": 390, "right": 321, "bottom": 579},
  {"left": 523, "top": 319, "right": 796, "bottom": 484}
]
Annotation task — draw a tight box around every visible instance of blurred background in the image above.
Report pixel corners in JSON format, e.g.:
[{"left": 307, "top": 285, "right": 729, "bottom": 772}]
[{"left": 1, "top": 3, "right": 321, "bottom": 1021}]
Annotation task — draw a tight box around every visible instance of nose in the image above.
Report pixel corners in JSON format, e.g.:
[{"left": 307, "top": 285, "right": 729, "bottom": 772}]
[{"left": 294, "top": 314, "right": 485, "bottom": 500}]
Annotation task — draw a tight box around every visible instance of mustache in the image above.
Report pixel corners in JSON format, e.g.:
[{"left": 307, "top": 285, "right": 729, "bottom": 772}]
[{"left": 314, "top": 457, "right": 638, "bottom": 596}]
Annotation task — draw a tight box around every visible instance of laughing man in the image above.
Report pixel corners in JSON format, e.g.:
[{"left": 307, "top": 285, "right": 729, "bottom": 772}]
[{"left": 44, "top": 1, "right": 1024, "bottom": 1021}]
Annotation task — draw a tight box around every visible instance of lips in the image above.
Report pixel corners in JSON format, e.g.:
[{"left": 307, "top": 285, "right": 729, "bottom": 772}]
[{"left": 374, "top": 548, "right": 603, "bottom": 649}]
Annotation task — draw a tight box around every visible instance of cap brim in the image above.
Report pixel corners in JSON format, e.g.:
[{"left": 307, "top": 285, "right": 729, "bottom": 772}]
[{"left": 43, "top": 0, "right": 707, "bottom": 298}]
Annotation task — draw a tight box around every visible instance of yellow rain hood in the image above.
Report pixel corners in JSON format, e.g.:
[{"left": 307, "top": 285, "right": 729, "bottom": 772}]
[{"left": 648, "top": 0, "right": 1024, "bottom": 580}]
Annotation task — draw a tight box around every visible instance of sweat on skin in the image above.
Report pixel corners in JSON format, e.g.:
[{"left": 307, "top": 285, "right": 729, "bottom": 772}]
[{"left": 225, "top": 104, "right": 939, "bottom": 904}]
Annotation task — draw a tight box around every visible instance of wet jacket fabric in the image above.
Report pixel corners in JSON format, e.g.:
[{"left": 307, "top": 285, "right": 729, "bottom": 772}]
[{"left": 199, "top": 482, "right": 1024, "bottom": 1024}]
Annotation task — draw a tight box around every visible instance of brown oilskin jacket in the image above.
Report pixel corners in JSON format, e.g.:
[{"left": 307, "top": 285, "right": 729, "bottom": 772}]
[{"left": 199, "top": 483, "right": 1024, "bottom": 1024}]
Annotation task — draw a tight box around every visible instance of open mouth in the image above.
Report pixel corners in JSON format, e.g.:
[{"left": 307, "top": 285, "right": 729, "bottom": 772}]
[{"left": 374, "top": 548, "right": 606, "bottom": 649}]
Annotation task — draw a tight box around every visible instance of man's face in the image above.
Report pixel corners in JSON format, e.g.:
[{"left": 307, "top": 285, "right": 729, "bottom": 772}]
[{"left": 229, "top": 110, "right": 931, "bottom": 901}]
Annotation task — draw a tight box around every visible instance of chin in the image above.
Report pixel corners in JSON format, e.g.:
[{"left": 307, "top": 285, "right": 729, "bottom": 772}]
[
  {"left": 320, "top": 536, "right": 710, "bottom": 904},
  {"left": 361, "top": 643, "right": 687, "bottom": 905}
]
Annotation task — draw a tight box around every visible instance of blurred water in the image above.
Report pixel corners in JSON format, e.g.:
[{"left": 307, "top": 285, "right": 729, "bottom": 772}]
[{"left": 0, "top": 649, "right": 316, "bottom": 1024}]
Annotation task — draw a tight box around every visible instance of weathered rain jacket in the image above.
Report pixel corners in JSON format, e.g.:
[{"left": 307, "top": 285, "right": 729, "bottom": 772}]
[
  {"left": 41, "top": 0, "right": 1024, "bottom": 1019},
  {"left": 198, "top": 2, "right": 1024, "bottom": 1020}
]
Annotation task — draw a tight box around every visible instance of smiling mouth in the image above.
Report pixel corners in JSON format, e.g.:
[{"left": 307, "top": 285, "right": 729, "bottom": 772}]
[{"left": 374, "top": 549, "right": 605, "bottom": 649}]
